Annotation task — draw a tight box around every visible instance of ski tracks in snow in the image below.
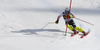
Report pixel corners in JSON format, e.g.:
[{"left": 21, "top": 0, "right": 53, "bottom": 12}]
[{"left": 0, "top": 12, "right": 22, "bottom": 36}]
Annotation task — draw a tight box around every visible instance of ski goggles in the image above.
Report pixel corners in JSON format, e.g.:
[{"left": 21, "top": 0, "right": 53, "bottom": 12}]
[{"left": 65, "top": 11, "right": 69, "bottom": 13}]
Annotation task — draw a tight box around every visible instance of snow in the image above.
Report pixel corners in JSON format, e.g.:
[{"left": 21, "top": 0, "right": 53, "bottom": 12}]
[{"left": 0, "top": 0, "right": 100, "bottom": 50}]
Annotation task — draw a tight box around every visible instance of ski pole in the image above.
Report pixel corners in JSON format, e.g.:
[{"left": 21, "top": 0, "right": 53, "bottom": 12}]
[
  {"left": 48, "top": 22, "right": 55, "bottom": 24},
  {"left": 41, "top": 22, "right": 55, "bottom": 29},
  {"left": 75, "top": 17, "right": 94, "bottom": 26}
]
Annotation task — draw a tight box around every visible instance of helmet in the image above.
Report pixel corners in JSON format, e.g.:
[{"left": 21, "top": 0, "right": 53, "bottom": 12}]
[
  {"left": 65, "top": 7, "right": 69, "bottom": 11},
  {"left": 65, "top": 8, "right": 69, "bottom": 13}
]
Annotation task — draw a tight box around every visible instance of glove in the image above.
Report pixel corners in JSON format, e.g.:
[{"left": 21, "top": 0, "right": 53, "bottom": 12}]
[
  {"left": 72, "top": 15, "right": 75, "bottom": 18},
  {"left": 55, "top": 20, "right": 59, "bottom": 24}
]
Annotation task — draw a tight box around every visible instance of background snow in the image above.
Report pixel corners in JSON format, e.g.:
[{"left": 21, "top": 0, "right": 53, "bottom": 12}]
[{"left": 0, "top": 0, "right": 100, "bottom": 50}]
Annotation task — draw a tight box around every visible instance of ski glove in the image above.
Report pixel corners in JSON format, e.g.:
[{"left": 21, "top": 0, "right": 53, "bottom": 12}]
[{"left": 55, "top": 20, "right": 59, "bottom": 24}]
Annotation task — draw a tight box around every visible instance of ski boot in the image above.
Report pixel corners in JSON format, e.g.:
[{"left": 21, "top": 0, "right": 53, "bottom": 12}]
[
  {"left": 81, "top": 31, "right": 90, "bottom": 38},
  {"left": 73, "top": 29, "right": 79, "bottom": 34},
  {"left": 82, "top": 31, "right": 88, "bottom": 36},
  {"left": 71, "top": 29, "right": 79, "bottom": 37}
]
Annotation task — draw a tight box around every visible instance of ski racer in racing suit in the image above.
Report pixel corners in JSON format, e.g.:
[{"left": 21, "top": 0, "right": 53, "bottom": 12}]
[{"left": 55, "top": 8, "right": 87, "bottom": 36}]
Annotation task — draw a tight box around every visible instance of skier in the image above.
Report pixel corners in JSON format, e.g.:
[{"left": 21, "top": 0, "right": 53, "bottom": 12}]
[{"left": 55, "top": 8, "right": 88, "bottom": 36}]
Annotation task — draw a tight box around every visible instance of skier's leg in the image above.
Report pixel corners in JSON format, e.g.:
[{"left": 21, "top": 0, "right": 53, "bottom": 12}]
[
  {"left": 67, "top": 25, "right": 78, "bottom": 34},
  {"left": 68, "top": 19, "right": 84, "bottom": 32},
  {"left": 75, "top": 27, "right": 84, "bottom": 32},
  {"left": 68, "top": 19, "right": 87, "bottom": 36},
  {"left": 75, "top": 27, "right": 87, "bottom": 36},
  {"left": 67, "top": 19, "right": 79, "bottom": 34},
  {"left": 67, "top": 25, "right": 73, "bottom": 31}
]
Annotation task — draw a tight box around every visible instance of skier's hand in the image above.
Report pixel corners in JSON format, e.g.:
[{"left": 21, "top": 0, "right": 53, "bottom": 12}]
[
  {"left": 55, "top": 20, "right": 59, "bottom": 24},
  {"left": 73, "top": 15, "right": 75, "bottom": 18}
]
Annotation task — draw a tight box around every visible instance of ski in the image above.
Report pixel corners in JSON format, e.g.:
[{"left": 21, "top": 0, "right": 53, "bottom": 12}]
[
  {"left": 71, "top": 33, "right": 79, "bottom": 37},
  {"left": 80, "top": 31, "right": 90, "bottom": 38}
]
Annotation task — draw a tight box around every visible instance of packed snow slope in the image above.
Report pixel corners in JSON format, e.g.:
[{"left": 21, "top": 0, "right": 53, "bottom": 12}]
[{"left": 0, "top": 0, "right": 100, "bottom": 50}]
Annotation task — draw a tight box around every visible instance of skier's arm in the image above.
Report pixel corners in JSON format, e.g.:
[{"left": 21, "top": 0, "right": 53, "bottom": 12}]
[
  {"left": 55, "top": 12, "right": 63, "bottom": 24},
  {"left": 70, "top": 13, "right": 75, "bottom": 18},
  {"left": 57, "top": 12, "right": 63, "bottom": 20}
]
